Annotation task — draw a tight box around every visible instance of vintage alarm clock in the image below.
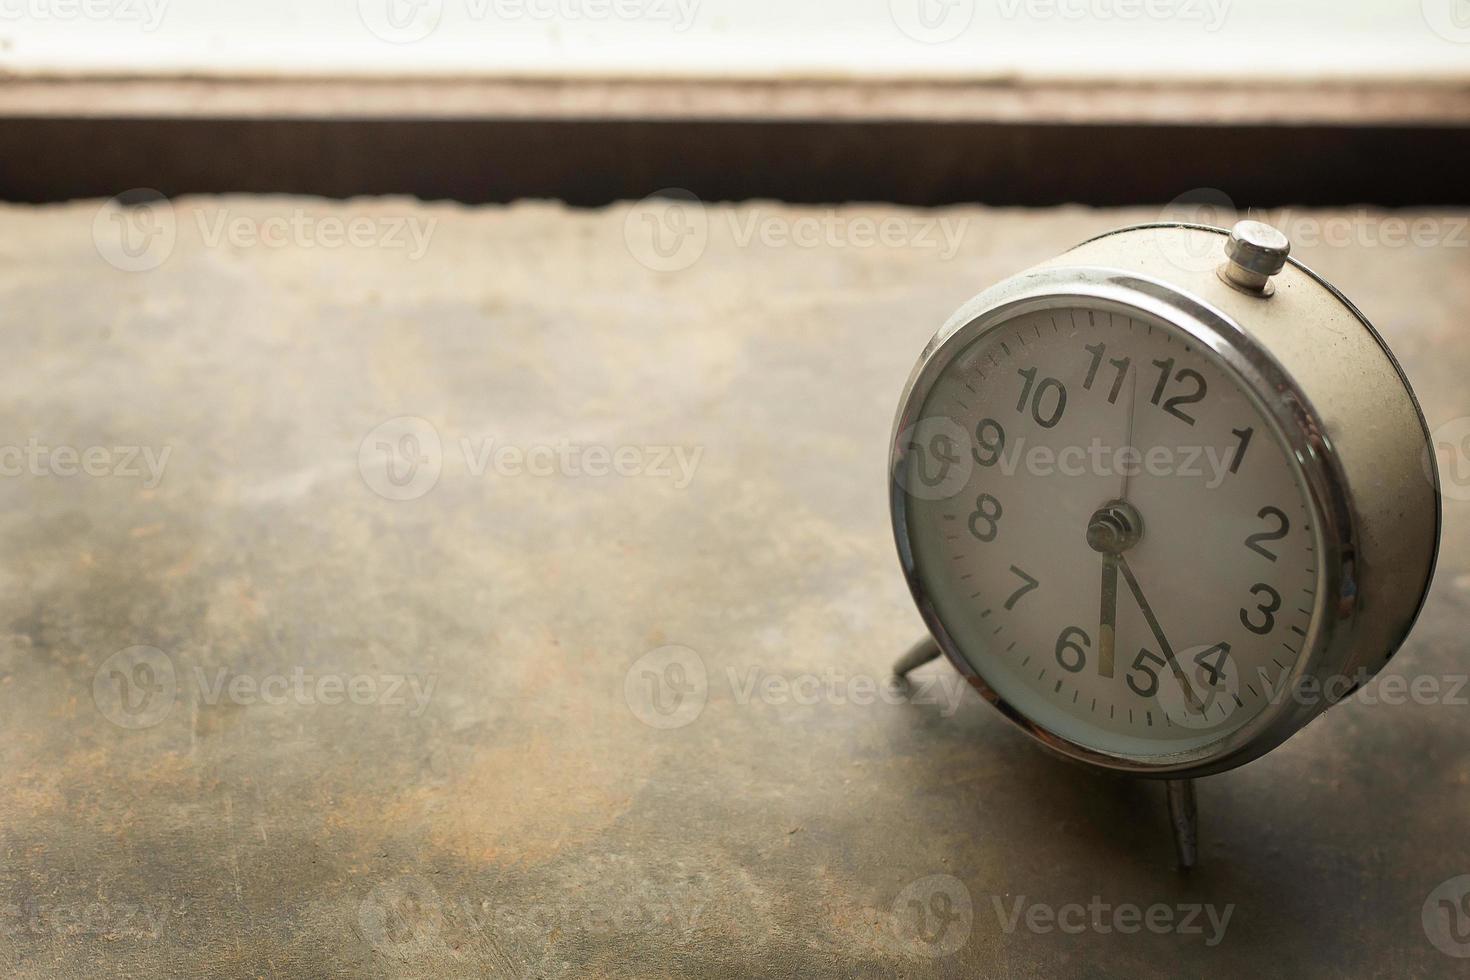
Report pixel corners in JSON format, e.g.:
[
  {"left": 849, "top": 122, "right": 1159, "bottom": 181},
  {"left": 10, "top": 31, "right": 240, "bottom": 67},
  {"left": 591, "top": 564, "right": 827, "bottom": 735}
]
[{"left": 889, "top": 221, "right": 1440, "bottom": 867}]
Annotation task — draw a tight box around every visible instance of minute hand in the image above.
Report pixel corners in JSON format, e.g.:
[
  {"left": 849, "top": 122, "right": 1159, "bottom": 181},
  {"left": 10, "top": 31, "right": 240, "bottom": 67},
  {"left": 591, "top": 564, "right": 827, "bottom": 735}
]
[{"left": 1116, "top": 555, "right": 1204, "bottom": 715}]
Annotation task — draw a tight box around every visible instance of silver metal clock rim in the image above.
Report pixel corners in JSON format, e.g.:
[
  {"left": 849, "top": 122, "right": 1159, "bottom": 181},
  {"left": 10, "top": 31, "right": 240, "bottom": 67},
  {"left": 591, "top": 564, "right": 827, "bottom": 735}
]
[
  {"left": 1085, "top": 221, "right": 1442, "bottom": 645},
  {"left": 890, "top": 265, "right": 1352, "bottom": 778}
]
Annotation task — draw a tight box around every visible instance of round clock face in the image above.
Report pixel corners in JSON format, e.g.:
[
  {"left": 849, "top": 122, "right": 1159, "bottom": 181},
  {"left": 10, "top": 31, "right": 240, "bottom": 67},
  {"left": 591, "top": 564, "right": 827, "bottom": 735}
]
[{"left": 899, "top": 303, "right": 1325, "bottom": 761}]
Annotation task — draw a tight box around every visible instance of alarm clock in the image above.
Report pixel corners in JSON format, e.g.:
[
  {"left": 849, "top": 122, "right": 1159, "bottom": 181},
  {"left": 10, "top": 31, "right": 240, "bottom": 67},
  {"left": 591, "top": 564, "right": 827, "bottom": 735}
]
[{"left": 889, "top": 220, "right": 1440, "bottom": 867}]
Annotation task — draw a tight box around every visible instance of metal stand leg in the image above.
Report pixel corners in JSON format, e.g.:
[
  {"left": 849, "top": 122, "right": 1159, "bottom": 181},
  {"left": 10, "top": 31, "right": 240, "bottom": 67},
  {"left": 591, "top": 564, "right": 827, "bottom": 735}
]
[
  {"left": 1166, "top": 778, "right": 1198, "bottom": 871},
  {"left": 893, "top": 635, "right": 942, "bottom": 678}
]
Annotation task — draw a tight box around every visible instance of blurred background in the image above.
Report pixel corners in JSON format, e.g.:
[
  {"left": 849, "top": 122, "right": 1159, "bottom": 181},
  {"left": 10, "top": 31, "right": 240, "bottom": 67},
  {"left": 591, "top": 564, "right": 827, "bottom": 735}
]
[
  {"left": 8, "top": 0, "right": 1465, "bottom": 76},
  {"left": 0, "top": 0, "right": 1465, "bottom": 206}
]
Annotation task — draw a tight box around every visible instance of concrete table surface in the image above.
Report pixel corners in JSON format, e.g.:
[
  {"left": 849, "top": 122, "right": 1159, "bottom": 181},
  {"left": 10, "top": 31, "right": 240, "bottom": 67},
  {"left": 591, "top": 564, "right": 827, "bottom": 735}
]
[{"left": 1, "top": 197, "right": 1468, "bottom": 978}]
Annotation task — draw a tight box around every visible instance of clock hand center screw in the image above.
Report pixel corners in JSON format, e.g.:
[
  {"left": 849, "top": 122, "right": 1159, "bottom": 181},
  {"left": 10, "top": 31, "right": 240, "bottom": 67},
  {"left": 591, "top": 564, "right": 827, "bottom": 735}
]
[{"left": 1086, "top": 500, "right": 1144, "bottom": 555}]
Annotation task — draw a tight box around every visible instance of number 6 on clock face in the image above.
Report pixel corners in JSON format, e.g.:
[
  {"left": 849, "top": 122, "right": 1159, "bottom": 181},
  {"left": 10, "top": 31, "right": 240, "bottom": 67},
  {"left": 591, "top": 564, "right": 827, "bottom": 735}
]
[{"left": 890, "top": 223, "right": 1439, "bottom": 778}]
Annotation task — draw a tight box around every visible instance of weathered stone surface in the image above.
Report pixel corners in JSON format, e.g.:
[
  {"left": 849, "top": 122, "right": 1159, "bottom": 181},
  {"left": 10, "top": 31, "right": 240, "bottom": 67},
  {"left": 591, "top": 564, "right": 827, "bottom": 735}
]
[{"left": 0, "top": 197, "right": 1466, "bottom": 977}]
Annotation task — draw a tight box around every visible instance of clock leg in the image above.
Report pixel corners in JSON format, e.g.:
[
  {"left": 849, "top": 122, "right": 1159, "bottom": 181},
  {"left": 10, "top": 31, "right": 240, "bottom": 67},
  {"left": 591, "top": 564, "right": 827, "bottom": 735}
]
[
  {"left": 893, "top": 635, "right": 942, "bottom": 678},
  {"left": 1166, "top": 778, "right": 1199, "bottom": 871}
]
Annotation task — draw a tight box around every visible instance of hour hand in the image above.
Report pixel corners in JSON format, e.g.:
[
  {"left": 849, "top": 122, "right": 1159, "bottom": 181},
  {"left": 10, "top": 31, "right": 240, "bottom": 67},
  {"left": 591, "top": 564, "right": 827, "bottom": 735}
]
[
  {"left": 1099, "top": 553, "right": 1118, "bottom": 679},
  {"left": 1087, "top": 501, "right": 1141, "bottom": 680}
]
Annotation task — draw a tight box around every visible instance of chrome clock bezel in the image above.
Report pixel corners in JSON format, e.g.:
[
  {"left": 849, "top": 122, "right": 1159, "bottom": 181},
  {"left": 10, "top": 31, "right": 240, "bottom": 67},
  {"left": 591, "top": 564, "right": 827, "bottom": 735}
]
[{"left": 889, "top": 265, "right": 1357, "bottom": 778}]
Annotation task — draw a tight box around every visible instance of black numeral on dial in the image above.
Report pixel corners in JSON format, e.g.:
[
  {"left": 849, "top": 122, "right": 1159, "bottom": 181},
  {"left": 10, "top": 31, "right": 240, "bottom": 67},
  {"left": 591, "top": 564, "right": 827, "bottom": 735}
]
[
  {"left": 1127, "top": 647, "right": 1166, "bottom": 698},
  {"left": 967, "top": 493, "right": 1002, "bottom": 542},
  {"left": 1149, "top": 357, "right": 1207, "bottom": 425},
  {"left": 972, "top": 418, "right": 1006, "bottom": 467},
  {"left": 1193, "top": 642, "right": 1232, "bottom": 687},
  {"left": 1240, "top": 583, "right": 1282, "bottom": 635},
  {"left": 1082, "top": 343, "right": 1131, "bottom": 404},
  {"left": 1004, "top": 566, "right": 1039, "bottom": 610},
  {"left": 1016, "top": 367, "right": 1068, "bottom": 429},
  {"left": 1055, "top": 626, "right": 1090, "bottom": 674},
  {"left": 1244, "top": 506, "right": 1290, "bottom": 562},
  {"left": 1228, "top": 426, "right": 1254, "bottom": 474}
]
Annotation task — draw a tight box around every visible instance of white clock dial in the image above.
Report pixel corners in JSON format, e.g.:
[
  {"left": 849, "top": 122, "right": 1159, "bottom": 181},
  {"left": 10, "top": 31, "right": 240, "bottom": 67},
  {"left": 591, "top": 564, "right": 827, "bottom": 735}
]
[{"left": 902, "top": 305, "right": 1324, "bottom": 759}]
